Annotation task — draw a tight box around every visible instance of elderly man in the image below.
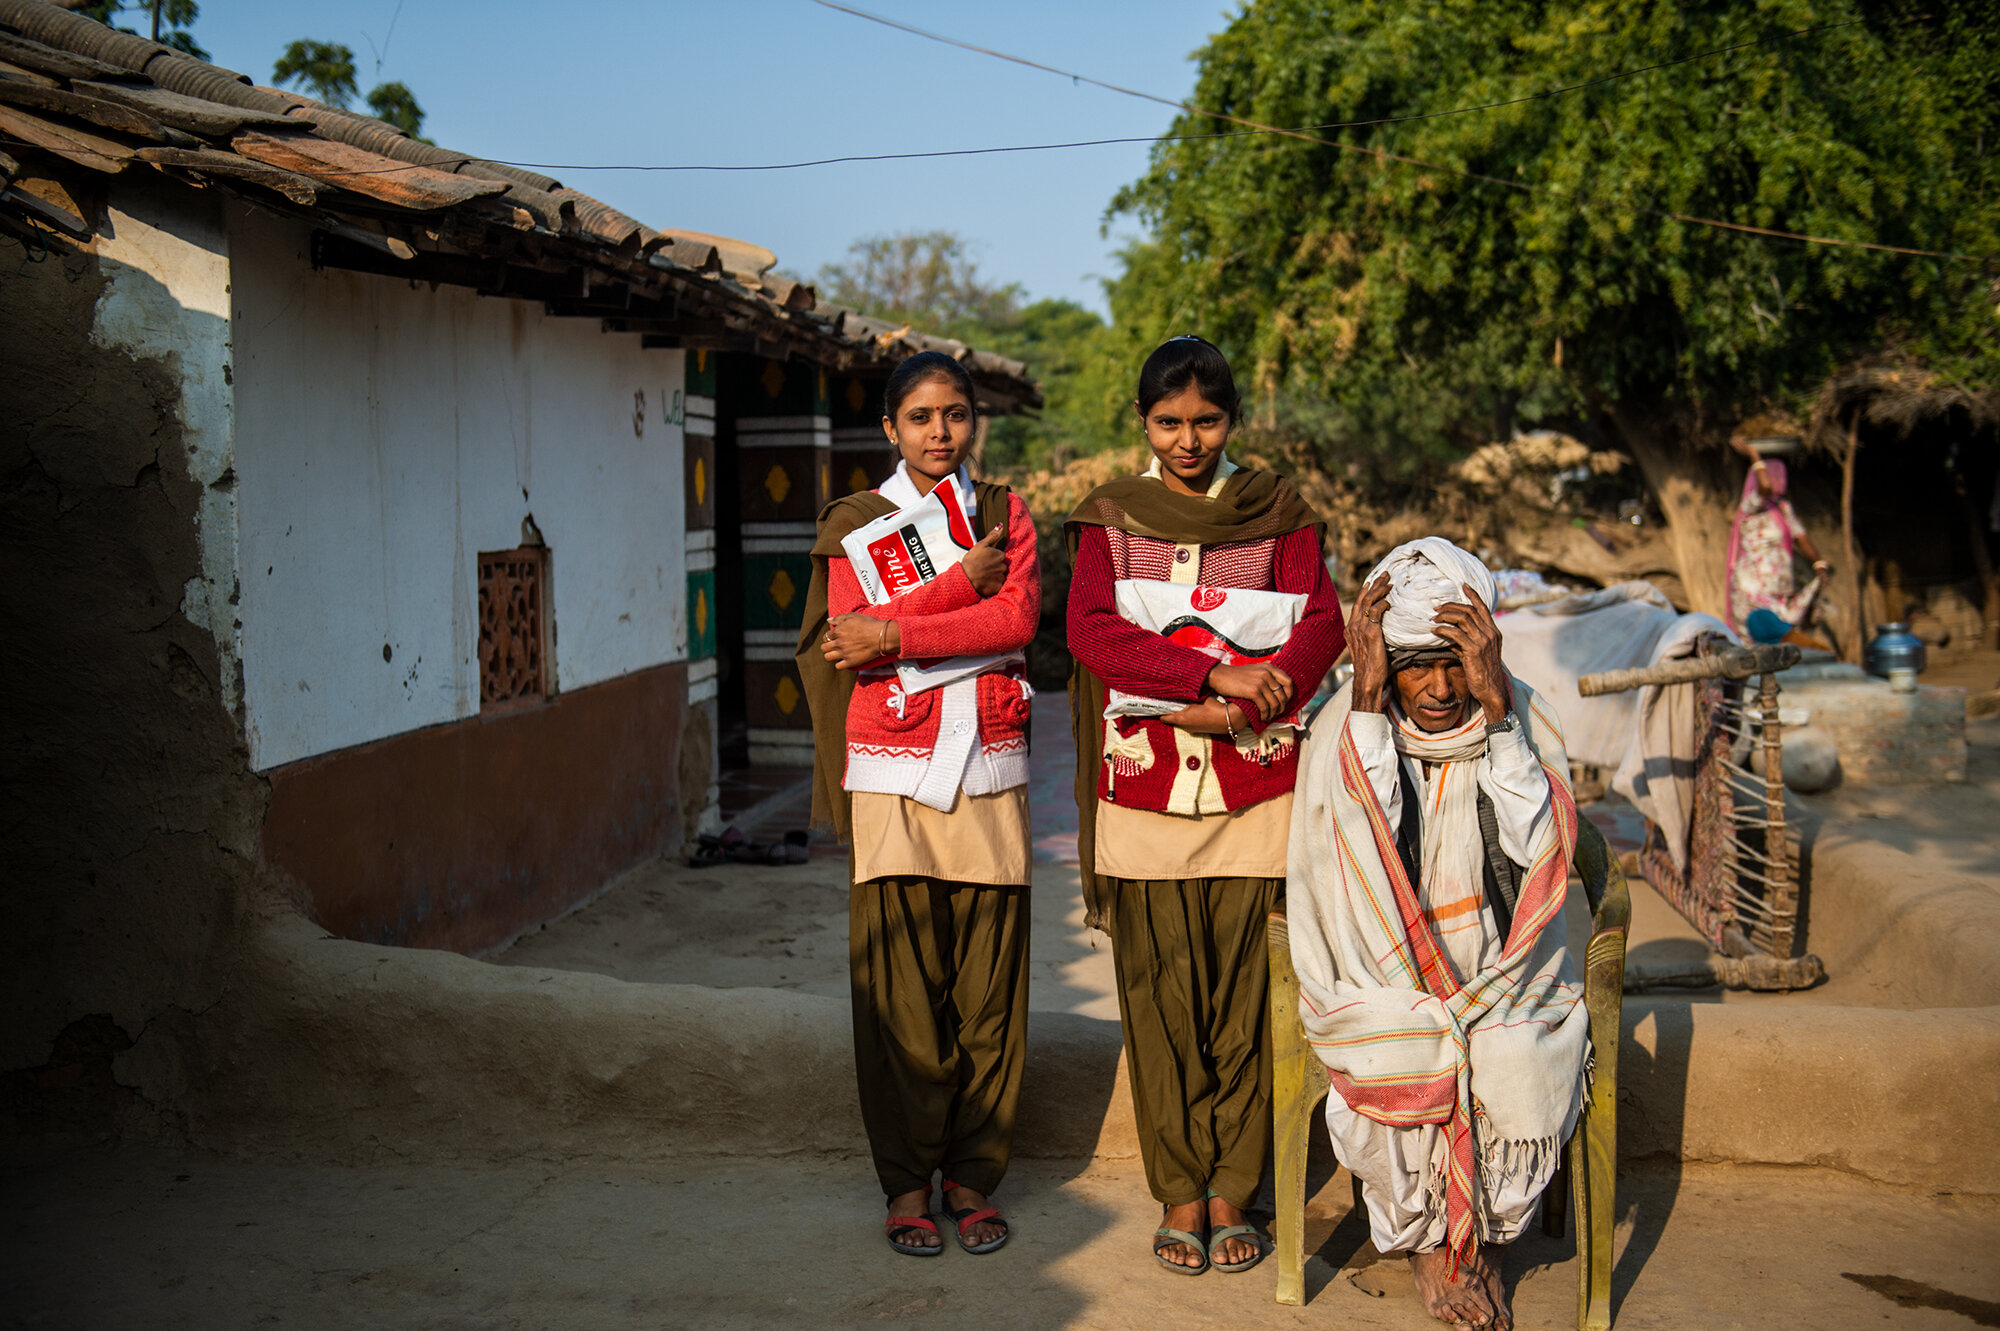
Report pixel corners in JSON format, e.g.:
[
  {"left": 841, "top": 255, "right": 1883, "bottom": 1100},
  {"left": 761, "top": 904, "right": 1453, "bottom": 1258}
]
[{"left": 1288, "top": 539, "right": 1588, "bottom": 1331}]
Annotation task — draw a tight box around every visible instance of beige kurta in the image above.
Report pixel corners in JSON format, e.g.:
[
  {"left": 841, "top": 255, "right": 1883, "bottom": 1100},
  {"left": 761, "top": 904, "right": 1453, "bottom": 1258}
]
[
  {"left": 851, "top": 787, "right": 1031, "bottom": 887},
  {"left": 1091, "top": 791, "right": 1293, "bottom": 881}
]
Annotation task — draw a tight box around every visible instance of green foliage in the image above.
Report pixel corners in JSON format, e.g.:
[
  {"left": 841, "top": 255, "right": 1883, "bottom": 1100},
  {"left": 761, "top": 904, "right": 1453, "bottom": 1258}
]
[
  {"left": 79, "top": 5, "right": 431, "bottom": 141},
  {"left": 816, "top": 231, "right": 1026, "bottom": 332},
  {"left": 365, "top": 81, "right": 428, "bottom": 142},
  {"left": 981, "top": 297, "right": 1132, "bottom": 468},
  {"left": 82, "top": 0, "right": 206, "bottom": 61},
  {"left": 815, "top": 232, "right": 1127, "bottom": 466},
  {"left": 273, "top": 39, "right": 359, "bottom": 109},
  {"left": 1105, "top": 0, "right": 2000, "bottom": 482}
]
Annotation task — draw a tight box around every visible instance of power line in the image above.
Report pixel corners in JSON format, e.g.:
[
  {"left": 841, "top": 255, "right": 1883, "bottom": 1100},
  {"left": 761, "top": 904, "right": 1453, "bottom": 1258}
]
[
  {"left": 496, "top": 128, "right": 1222, "bottom": 173},
  {"left": 488, "top": 7, "right": 1869, "bottom": 173},
  {"left": 802, "top": 1, "right": 1989, "bottom": 264},
  {"left": 168, "top": 5, "right": 1988, "bottom": 263},
  {"left": 811, "top": 1, "right": 1862, "bottom": 138}
]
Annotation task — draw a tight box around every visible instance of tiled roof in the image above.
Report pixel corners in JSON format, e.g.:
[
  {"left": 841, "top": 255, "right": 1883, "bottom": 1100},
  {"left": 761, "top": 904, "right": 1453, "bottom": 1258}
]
[{"left": 0, "top": 0, "right": 1040, "bottom": 410}]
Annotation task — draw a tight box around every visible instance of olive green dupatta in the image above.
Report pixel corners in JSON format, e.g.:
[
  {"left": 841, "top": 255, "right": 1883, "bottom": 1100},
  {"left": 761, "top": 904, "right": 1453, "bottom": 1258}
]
[{"left": 1063, "top": 467, "right": 1323, "bottom": 930}]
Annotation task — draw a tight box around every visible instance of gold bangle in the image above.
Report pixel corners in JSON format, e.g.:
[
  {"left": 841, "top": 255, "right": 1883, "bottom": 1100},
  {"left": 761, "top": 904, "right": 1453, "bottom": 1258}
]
[
  {"left": 1224, "top": 704, "right": 1239, "bottom": 742},
  {"left": 877, "top": 620, "right": 890, "bottom": 656}
]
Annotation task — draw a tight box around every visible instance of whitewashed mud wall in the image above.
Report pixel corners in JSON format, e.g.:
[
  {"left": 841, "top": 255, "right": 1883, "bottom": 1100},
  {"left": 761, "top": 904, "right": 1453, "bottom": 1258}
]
[
  {"left": 90, "top": 190, "right": 242, "bottom": 721},
  {"left": 228, "top": 209, "right": 688, "bottom": 771}
]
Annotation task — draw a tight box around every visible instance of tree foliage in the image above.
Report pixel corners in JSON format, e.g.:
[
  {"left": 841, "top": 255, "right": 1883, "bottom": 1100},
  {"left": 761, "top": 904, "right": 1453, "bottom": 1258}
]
[
  {"left": 816, "top": 231, "right": 1026, "bottom": 333},
  {"left": 815, "top": 231, "right": 1126, "bottom": 466},
  {"left": 272, "top": 39, "right": 359, "bottom": 109},
  {"left": 1104, "top": 0, "right": 2000, "bottom": 483},
  {"left": 81, "top": 0, "right": 205, "bottom": 59},
  {"left": 365, "top": 81, "right": 429, "bottom": 142},
  {"left": 271, "top": 41, "right": 428, "bottom": 140}
]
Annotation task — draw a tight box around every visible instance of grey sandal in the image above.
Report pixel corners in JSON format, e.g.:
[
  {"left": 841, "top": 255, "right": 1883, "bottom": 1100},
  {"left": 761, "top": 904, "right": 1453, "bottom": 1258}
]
[
  {"left": 1207, "top": 1222, "right": 1268, "bottom": 1273},
  {"left": 1153, "top": 1225, "right": 1209, "bottom": 1275}
]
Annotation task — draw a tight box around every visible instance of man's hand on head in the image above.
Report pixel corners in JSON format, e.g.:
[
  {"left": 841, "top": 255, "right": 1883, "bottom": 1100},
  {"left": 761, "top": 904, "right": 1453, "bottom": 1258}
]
[
  {"left": 1347, "top": 573, "right": 1392, "bottom": 713},
  {"left": 1430, "top": 585, "right": 1510, "bottom": 724}
]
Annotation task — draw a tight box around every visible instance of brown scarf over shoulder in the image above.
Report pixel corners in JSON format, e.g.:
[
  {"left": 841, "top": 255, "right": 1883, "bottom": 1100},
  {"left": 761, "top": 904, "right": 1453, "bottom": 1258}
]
[
  {"left": 795, "top": 479, "right": 1016, "bottom": 842},
  {"left": 1063, "top": 467, "right": 1323, "bottom": 930}
]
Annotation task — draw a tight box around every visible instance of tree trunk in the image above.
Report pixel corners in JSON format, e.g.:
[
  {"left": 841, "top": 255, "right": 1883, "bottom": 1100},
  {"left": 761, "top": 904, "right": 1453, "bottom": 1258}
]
[
  {"left": 1604, "top": 406, "right": 1734, "bottom": 621},
  {"left": 1841, "top": 413, "right": 1862, "bottom": 662},
  {"left": 1954, "top": 470, "right": 2000, "bottom": 651}
]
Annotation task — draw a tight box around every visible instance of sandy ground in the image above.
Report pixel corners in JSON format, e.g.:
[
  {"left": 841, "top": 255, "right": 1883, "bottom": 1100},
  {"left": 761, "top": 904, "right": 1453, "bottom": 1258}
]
[
  {"left": 7, "top": 1142, "right": 1997, "bottom": 1331},
  {"left": 1802, "top": 711, "right": 2000, "bottom": 891},
  {"left": 19, "top": 697, "right": 1995, "bottom": 1330},
  {"left": 492, "top": 697, "right": 2000, "bottom": 1011}
]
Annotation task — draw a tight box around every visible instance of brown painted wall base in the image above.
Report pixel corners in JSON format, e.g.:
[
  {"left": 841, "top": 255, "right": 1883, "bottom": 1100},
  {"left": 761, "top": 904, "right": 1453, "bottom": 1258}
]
[{"left": 263, "top": 662, "right": 688, "bottom": 954}]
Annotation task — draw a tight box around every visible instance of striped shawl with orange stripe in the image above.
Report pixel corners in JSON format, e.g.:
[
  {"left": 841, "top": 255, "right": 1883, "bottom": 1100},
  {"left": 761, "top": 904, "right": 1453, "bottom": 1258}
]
[{"left": 1286, "top": 675, "right": 1589, "bottom": 1273}]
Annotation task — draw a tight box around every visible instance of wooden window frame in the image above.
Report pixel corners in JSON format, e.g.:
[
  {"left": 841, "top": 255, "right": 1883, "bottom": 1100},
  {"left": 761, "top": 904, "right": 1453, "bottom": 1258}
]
[{"left": 477, "top": 546, "right": 554, "bottom": 713}]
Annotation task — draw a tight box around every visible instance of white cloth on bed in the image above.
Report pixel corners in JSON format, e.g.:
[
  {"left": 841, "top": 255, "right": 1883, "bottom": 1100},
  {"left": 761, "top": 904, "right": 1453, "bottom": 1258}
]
[{"left": 1498, "top": 581, "right": 1733, "bottom": 871}]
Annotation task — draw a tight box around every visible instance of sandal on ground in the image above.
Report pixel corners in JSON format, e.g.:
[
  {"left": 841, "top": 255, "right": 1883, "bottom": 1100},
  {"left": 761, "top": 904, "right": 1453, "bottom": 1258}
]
[
  {"left": 885, "top": 1195, "right": 942, "bottom": 1257},
  {"left": 1207, "top": 1221, "right": 1268, "bottom": 1274},
  {"left": 1153, "top": 1225, "right": 1209, "bottom": 1276},
  {"left": 939, "top": 1179, "right": 1008, "bottom": 1254},
  {"left": 1202, "top": 1188, "right": 1268, "bottom": 1274}
]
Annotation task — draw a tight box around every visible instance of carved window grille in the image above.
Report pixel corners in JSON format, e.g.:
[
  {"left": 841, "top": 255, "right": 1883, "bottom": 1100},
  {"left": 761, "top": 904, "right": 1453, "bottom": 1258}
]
[{"left": 478, "top": 547, "right": 551, "bottom": 710}]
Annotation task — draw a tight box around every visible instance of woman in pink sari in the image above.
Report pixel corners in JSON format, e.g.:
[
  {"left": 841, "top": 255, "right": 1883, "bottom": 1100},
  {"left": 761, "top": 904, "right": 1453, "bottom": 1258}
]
[{"left": 1725, "top": 436, "right": 1830, "bottom": 644}]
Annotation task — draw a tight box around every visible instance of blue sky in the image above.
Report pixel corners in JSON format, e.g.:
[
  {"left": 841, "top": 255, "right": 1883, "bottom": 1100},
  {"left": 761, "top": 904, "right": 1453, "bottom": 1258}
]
[{"left": 184, "top": 1, "right": 1241, "bottom": 313}]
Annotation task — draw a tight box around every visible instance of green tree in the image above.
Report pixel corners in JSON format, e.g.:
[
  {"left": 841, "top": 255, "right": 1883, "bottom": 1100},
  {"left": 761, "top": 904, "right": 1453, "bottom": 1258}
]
[
  {"left": 272, "top": 39, "right": 359, "bottom": 109},
  {"left": 365, "top": 81, "right": 428, "bottom": 142},
  {"left": 80, "top": 0, "right": 205, "bottom": 59},
  {"left": 816, "top": 230, "right": 1025, "bottom": 334},
  {"left": 1106, "top": 0, "right": 2000, "bottom": 612},
  {"left": 271, "top": 42, "right": 429, "bottom": 141},
  {"left": 981, "top": 296, "right": 1130, "bottom": 468},
  {"left": 815, "top": 231, "right": 1125, "bottom": 466}
]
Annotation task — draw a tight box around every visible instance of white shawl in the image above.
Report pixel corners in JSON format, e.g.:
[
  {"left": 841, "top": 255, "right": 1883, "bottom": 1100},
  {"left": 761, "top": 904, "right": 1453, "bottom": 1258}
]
[{"left": 1287, "top": 677, "right": 1588, "bottom": 1269}]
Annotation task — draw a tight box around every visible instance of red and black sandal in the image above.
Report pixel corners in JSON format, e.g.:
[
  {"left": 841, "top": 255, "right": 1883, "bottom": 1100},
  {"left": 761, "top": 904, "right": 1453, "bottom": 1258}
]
[
  {"left": 940, "top": 1180, "right": 1009, "bottom": 1255},
  {"left": 885, "top": 1196, "right": 942, "bottom": 1257}
]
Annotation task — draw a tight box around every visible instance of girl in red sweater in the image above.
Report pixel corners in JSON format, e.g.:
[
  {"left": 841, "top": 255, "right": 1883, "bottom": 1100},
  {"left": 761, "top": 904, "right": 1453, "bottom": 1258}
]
[
  {"left": 799, "top": 352, "right": 1040, "bottom": 1258},
  {"left": 1065, "top": 337, "right": 1343, "bottom": 1275}
]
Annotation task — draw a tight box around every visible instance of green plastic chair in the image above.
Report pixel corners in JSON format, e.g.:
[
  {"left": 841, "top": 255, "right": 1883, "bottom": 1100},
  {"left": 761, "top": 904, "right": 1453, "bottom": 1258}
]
[{"left": 1269, "top": 816, "right": 1630, "bottom": 1329}]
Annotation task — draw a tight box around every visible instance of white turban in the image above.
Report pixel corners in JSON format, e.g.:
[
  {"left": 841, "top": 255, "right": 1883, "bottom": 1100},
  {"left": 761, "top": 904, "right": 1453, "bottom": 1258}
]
[{"left": 1362, "top": 537, "right": 1497, "bottom": 651}]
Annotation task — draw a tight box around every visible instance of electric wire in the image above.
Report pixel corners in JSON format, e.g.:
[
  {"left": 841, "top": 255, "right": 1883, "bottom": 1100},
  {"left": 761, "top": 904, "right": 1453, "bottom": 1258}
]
[
  {"left": 51, "top": 3, "right": 1980, "bottom": 262},
  {"left": 812, "top": 0, "right": 1863, "bottom": 138},
  {"left": 801, "top": 1, "right": 1989, "bottom": 263}
]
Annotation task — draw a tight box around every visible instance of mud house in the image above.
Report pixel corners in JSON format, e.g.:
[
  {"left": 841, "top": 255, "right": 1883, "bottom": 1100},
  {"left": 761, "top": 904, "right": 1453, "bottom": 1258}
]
[{"left": 0, "top": 0, "right": 1036, "bottom": 980}]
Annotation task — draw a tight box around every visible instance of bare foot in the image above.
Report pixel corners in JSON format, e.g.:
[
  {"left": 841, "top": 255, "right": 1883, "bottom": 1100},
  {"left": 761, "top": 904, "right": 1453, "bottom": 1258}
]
[
  {"left": 1155, "top": 1199, "right": 1206, "bottom": 1269},
  {"left": 1206, "top": 1193, "right": 1263, "bottom": 1268},
  {"left": 941, "top": 1182, "right": 1006, "bottom": 1249},
  {"left": 1478, "top": 1243, "right": 1513, "bottom": 1331},
  {"left": 1409, "top": 1245, "right": 1494, "bottom": 1328},
  {"left": 887, "top": 1186, "right": 940, "bottom": 1251}
]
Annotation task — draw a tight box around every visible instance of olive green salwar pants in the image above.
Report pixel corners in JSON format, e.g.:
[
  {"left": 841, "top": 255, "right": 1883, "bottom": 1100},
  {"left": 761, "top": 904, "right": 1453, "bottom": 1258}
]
[
  {"left": 849, "top": 876, "right": 1029, "bottom": 1201},
  {"left": 1105, "top": 875, "right": 1282, "bottom": 1209}
]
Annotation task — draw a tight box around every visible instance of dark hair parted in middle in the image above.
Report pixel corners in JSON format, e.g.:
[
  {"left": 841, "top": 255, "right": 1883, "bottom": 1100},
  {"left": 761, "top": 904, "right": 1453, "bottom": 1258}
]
[
  {"left": 1135, "top": 335, "right": 1241, "bottom": 422},
  {"left": 882, "top": 350, "right": 979, "bottom": 422}
]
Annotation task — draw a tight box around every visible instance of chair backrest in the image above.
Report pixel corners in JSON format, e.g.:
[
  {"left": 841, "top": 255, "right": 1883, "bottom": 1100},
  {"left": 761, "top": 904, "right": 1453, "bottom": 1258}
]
[{"left": 1574, "top": 815, "right": 1631, "bottom": 939}]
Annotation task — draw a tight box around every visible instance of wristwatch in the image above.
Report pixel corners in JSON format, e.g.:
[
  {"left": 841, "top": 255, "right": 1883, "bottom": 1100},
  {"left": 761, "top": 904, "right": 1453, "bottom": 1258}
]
[{"left": 1485, "top": 711, "right": 1519, "bottom": 737}]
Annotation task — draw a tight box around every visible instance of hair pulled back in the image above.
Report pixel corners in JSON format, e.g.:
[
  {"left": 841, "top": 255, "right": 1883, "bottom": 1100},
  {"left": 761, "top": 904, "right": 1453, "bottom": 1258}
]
[
  {"left": 1135, "top": 335, "right": 1240, "bottom": 422},
  {"left": 882, "top": 351, "right": 978, "bottom": 422}
]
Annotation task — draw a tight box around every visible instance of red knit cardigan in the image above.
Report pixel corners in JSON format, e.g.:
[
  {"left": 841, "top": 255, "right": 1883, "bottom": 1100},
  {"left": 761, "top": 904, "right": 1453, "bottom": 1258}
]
[
  {"left": 827, "top": 494, "right": 1040, "bottom": 794},
  {"left": 1067, "top": 523, "right": 1344, "bottom": 812}
]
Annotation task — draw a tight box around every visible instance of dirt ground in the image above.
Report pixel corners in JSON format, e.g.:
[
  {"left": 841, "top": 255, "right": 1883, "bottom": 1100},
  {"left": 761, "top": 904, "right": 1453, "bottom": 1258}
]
[
  {"left": 1807, "top": 705, "right": 2000, "bottom": 891},
  {"left": 15, "top": 696, "right": 1996, "bottom": 1330},
  {"left": 7, "top": 1142, "right": 1997, "bottom": 1331},
  {"left": 491, "top": 697, "right": 2000, "bottom": 1008}
]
